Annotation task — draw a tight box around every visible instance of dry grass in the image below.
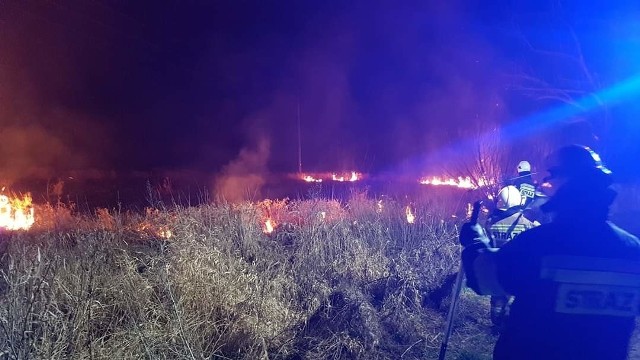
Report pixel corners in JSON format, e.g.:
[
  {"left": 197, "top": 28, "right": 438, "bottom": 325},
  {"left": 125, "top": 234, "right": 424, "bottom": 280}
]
[{"left": 0, "top": 196, "right": 498, "bottom": 359}]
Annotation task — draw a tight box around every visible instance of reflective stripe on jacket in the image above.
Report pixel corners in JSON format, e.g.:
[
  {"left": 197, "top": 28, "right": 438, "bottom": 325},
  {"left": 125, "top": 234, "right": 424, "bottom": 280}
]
[{"left": 464, "top": 221, "right": 640, "bottom": 360}]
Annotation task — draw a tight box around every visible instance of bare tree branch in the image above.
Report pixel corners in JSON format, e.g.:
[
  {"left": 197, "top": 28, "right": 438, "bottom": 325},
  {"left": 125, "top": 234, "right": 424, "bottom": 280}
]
[{"left": 509, "top": 8, "right": 611, "bottom": 141}]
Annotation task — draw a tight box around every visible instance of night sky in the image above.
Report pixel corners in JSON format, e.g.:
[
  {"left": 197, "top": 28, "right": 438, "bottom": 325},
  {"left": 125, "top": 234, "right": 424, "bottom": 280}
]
[{"left": 1, "top": 0, "right": 639, "bottom": 182}]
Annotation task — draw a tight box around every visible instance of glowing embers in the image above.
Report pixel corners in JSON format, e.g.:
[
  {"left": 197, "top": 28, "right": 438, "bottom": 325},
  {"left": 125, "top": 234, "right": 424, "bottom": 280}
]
[
  {"left": 136, "top": 222, "right": 173, "bottom": 239},
  {"left": 0, "top": 192, "right": 35, "bottom": 230},
  {"left": 134, "top": 208, "right": 174, "bottom": 239}
]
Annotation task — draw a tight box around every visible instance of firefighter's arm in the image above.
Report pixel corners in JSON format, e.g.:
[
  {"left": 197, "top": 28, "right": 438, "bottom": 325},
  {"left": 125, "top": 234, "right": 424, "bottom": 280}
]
[{"left": 459, "top": 223, "right": 508, "bottom": 296}]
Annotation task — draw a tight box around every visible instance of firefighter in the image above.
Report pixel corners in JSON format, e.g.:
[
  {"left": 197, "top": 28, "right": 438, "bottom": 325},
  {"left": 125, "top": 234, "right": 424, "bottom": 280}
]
[
  {"left": 460, "top": 144, "right": 640, "bottom": 360},
  {"left": 485, "top": 185, "right": 537, "bottom": 330},
  {"left": 511, "top": 160, "right": 550, "bottom": 224},
  {"left": 513, "top": 160, "right": 536, "bottom": 208}
]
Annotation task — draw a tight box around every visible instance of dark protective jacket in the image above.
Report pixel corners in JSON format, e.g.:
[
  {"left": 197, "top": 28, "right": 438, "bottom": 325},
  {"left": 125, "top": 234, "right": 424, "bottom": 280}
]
[{"left": 462, "top": 184, "right": 640, "bottom": 360}]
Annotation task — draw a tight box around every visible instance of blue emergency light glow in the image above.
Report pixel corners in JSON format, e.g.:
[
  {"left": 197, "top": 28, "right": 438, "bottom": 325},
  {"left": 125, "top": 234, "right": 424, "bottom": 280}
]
[
  {"left": 501, "top": 74, "right": 640, "bottom": 143},
  {"left": 424, "top": 73, "right": 640, "bottom": 168},
  {"left": 377, "top": 73, "right": 640, "bottom": 181}
]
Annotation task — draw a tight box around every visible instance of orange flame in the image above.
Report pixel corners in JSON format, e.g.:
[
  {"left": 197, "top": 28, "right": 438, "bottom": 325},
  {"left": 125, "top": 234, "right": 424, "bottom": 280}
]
[
  {"left": 263, "top": 218, "right": 275, "bottom": 234},
  {"left": 296, "top": 171, "right": 363, "bottom": 183},
  {"left": 302, "top": 175, "right": 322, "bottom": 183},
  {"left": 135, "top": 222, "right": 173, "bottom": 239},
  {"left": 158, "top": 229, "right": 173, "bottom": 239},
  {"left": 332, "top": 171, "right": 361, "bottom": 182},
  {"left": 405, "top": 206, "right": 415, "bottom": 224},
  {"left": 419, "top": 176, "right": 477, "bottom": 189},
  {"left": 0, "top": 193, "right": 35, "bottom": 231}
]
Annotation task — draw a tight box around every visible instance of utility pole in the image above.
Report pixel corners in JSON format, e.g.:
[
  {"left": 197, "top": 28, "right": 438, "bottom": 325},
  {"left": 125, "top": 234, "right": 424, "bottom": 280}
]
[{"left": 297, "top": 99, "right": 302, "bottom": 174}]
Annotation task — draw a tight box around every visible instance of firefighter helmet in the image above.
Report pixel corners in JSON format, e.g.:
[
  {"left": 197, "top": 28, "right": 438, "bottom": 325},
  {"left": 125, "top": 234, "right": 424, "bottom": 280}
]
[
  {"left": 496, "top": 185, "right": 522, "bottom": 210},
  {"left": 544, "top": 144, "right": 612, "bottom": 186},
  {"left": 517, "top": 161, "right": 531, "bottom": 173}
]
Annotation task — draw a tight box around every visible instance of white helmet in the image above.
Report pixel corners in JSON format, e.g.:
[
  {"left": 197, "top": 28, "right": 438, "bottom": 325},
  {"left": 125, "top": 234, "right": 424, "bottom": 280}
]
[
  {"left": 517, "top": 160, "right": 531, "bottom": 173},
  {"left": 496, "top": 185, "right": 522, "bottom": 210}
]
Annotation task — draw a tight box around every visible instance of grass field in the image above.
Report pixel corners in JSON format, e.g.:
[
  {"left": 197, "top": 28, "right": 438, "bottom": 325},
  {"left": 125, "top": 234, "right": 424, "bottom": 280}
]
[{"left": 0, "top": 191, "right": 638, "bottom": 359}]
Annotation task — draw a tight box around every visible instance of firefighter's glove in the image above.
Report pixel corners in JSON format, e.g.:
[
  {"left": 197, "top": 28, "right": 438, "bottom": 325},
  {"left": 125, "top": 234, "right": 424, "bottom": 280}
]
[{"left": 459, "top": 222, "right": 490, "bottom": 248}]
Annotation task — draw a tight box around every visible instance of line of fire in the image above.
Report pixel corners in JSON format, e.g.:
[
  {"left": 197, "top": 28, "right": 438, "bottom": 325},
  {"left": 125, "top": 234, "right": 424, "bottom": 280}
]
[
  {"left": 0, "top": 170, "right": 489, "bottom": 235},
  {"left": 256, "top": 172, "right": 490, "bottom": 234}
]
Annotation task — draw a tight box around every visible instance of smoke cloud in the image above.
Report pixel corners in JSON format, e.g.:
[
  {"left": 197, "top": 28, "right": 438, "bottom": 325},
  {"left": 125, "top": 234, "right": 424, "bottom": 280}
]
[
  {"left": 5, "top": 0, "right": 617, "bottom": 190},
  {"left": 0, "top": 2, "right": 120, "bottom": 185},
  {"left": 0, "top": 117, "right": 111, "bottom": 184},
  {"left": 214, "top": 121, "right": 271, "bottom": 203}
]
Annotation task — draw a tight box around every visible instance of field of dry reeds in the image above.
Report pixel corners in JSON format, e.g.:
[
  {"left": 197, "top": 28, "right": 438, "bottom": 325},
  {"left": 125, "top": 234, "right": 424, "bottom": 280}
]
[{"left": 3, "top": 189, "right": 637, "bottom": 360}]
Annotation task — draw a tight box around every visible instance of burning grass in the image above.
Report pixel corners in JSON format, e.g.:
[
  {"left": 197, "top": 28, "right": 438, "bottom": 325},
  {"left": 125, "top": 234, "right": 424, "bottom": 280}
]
[
  {"left": 0, "top": 192, "right": 35, "bottom": 231},
  {"left": 0, "top": 195, "right": 501, "bottom": 359}
]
